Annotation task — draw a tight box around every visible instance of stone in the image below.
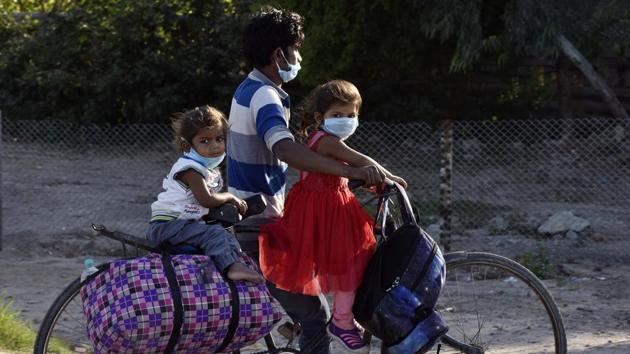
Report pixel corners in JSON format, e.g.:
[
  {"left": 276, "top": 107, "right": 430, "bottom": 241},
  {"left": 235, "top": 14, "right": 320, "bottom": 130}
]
[
  {"left": 565, "top": 230, "right": 579, "bottom": 240},
  {"left": 538, "top": 211, "right": 590, "bottom": 235},
  {"left": 488, "top": 215, "right": 509, "bottom": 233}
]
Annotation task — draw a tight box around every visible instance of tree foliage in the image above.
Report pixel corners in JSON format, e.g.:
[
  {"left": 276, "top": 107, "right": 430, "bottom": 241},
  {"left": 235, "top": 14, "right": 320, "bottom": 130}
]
[
  {"left": 264, "top": 0, "right": 461, "bottom": 121},
  {"left": 268, "top": 0, "right": 630, "bottom": 120},
  {"left": 2, "top": 1, "right": 629, "bottom": 124},
  {"left": 0, "top": 0, "right": 247, "bottom": 124},
  {"left": 416, "top": 0, "right": 630, "bottom": 72}
]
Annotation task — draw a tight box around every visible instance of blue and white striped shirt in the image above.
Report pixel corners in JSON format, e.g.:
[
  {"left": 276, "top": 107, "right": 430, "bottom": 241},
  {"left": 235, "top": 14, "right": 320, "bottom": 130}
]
[{"left": 227, "top": 69, "right": 294, "bottom": 217}]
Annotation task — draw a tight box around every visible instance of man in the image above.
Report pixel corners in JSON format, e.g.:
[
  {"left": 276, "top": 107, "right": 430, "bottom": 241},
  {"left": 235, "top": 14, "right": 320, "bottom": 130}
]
[{"left": 227, "top": 8, "right": 384, "bottom": 353}]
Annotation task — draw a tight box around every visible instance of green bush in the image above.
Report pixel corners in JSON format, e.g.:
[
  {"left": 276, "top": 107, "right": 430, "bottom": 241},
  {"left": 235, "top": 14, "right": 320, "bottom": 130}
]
[
  {"left": 0, "top": 296, "right": 69, "bottom": 353},
  {"left": 0, "top": 0, "right": 246, "bottom": 124},
  {"left": 516, "top": 245, "right": 557, "bottom": 279},
  {"left": 0, "top": 297, "right": 36, "bottom": 351}
]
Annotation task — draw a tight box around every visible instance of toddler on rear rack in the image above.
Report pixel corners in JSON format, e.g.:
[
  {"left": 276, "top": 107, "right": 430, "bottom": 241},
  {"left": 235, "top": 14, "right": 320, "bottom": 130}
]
[{"left": 147, "top": 105, "right": 263, "bottom": 283}]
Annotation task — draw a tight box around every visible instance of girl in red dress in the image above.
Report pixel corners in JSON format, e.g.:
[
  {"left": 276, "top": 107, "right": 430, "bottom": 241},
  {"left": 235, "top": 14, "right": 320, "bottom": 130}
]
[{"left": 259, "top": 80, "right": 407, "bottom": 353}]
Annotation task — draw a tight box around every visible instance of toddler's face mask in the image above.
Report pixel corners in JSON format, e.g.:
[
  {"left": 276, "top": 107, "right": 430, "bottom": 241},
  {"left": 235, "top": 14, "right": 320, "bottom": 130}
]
[
  {"left": 184, "top": 148, "right": 225, "bottom": 169},
  {"left": 322, "top": 117, "right": 359, "bottom": 140}
]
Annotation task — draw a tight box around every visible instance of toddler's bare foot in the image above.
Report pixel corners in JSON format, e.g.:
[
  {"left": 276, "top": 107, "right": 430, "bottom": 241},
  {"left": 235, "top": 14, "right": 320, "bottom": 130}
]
[{"left": 226, "top": 262, "right": 264, "bottom": 283}]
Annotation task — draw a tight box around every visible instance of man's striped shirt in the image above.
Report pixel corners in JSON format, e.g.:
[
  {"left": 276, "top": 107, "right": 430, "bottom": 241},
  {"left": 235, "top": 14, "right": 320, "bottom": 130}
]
[{"left": 227, "top": 69, "right": 294, "bottom": 218}]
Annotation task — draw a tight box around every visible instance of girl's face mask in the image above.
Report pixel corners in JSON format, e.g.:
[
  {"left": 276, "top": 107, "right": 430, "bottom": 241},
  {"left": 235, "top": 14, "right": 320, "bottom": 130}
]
[{"left": 322, "top": 117, "right": 359, "bottom": 141}]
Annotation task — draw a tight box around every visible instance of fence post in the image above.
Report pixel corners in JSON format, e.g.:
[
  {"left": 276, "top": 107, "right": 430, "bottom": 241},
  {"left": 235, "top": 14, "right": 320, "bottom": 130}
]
[
  {"left": 439, "top": 118, "right": 453, "bottom": 251},
  {"left": 0, "top": 110, "right": 3, "bottom": 251}
]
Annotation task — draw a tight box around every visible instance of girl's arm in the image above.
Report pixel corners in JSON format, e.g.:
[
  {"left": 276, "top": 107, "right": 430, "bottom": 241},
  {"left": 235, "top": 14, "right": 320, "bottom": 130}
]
[
  {"left": 273, "top": 139, "right": 385, "bottom": 185},
  {"left": 178, "top": 169, "right": 248, "bottom": 214},
  {"left": 317, "top": 136, "right": 408, "bottom": 188}
]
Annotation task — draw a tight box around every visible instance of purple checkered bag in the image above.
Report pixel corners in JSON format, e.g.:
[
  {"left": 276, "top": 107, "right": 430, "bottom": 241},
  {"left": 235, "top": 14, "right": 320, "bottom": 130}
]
[{"left": 80, "top": 253, "right": 283, "bottom": 353}]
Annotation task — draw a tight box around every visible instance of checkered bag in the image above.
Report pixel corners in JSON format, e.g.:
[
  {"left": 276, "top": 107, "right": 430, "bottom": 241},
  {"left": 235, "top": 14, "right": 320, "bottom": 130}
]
[{"left": 80, "top": 253, "right": 283, "bottom": 353}]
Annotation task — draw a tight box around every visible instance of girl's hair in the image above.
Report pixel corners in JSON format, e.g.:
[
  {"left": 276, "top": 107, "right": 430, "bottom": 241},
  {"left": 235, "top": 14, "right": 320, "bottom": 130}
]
[
  {"left": 297, "top": 80, "right": 362, "bottom": 140},
  {"left": 171, "top": 105, "right": 228, "bottom": 152}
]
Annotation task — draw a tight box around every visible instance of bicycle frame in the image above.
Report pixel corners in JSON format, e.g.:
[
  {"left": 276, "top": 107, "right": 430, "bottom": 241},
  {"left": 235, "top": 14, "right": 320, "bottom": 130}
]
[{"left": 76, "top": 181, "right": 561, "bottom": 354}]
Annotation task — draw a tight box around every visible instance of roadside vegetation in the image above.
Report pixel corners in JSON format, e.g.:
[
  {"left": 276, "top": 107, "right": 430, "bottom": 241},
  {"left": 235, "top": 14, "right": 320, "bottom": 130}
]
[{"left": 0, "top": 297, "right": 68, "bottom": 353}]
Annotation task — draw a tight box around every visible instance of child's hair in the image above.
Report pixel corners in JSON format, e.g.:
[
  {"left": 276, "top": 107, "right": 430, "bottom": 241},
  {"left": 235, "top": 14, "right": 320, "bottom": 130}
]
[
  {"left": 297, "top": 80, "right": 362, "bottom": 140},
  {"left": 171, "top": 105, "right": 228, "bottom": 153},
  {"left": 243, "top": 7, "right": 304, "bottom": 68}
]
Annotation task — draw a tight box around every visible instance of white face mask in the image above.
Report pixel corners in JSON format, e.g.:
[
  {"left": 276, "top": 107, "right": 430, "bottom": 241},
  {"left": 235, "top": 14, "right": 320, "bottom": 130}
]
[
  {"left": 322, "top": 117, "right": 359, "bottom": 140},
  {"left": 276, "top": 50, "right": 301, "bottom": 83},
  {"left": 184, "top": 148, "right": 225, "bottom": 170}
]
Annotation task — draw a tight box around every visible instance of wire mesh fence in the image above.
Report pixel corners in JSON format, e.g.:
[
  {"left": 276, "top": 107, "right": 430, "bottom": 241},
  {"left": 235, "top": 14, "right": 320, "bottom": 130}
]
[
  {"left": 449, "top": 118, "right": 630, "bottom": 237},
  {"left": 2, "top": 117, "right": 629, "bottom": 251}
]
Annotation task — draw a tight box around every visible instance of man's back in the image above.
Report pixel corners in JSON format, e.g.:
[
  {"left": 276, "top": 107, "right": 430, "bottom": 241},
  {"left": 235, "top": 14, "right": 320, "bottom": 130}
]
[{"left": 227, "top": 69, "right": 294, "bottom": 218}]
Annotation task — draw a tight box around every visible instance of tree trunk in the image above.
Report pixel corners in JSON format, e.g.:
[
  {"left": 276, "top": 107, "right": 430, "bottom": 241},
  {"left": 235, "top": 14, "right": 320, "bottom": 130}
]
[
  {"left": 557, "top": 55, "right": 574, "bottom": 142},
  {"left": 556, "top": 34, "right": 629, "bottom": 119},
  {"left": 557, "top": 55, "right": 573, "bottom": 119}
]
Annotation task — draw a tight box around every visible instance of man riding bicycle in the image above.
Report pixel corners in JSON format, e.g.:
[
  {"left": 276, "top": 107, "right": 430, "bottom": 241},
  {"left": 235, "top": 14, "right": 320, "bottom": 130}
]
[{"left": 226, "top": 7, "right": 385, "bottom": 354}]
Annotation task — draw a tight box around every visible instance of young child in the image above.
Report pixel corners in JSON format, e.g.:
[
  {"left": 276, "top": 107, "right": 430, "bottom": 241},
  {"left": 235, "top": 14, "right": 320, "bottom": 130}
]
[
  {"left": 259, "top": 80, "right": 407, "bottom": 353},
  {"left": 148, "top": 105, "right": 263, "bottom": 283}
]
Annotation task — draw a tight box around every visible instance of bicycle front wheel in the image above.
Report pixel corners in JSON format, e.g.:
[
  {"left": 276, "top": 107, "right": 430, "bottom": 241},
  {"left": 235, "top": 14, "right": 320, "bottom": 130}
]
[
  {"left": 438, "top": 252, "right": 567, "bottom": 354},
  {"left": 34, "top": 277, "right": 91, "bottom": 354}
]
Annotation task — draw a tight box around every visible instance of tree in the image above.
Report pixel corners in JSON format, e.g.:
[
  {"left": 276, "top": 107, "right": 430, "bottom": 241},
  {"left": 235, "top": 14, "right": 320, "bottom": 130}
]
[
  {"left": 1, "top": 0, "right": 73, "bottom": 13},
  {"left": 258, "top": 0, "right": 465, "bottom": 121},
  {"left": 0, "top": 0, "right": 246, "bottom": 124},
  {"left": 417, "top": 0, "right": 630, "bottom": 118}
]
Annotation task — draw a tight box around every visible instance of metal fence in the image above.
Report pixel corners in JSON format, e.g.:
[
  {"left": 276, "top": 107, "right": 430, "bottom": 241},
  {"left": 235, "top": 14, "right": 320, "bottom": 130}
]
[{"left": 2, "top": 117, "right": 629, "bottom": 252}]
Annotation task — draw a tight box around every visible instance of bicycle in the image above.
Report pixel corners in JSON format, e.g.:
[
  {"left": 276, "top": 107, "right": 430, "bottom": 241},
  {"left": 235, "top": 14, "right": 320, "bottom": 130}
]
[{"left": 34, "top": 181, "right": 567, "bottom": 354}]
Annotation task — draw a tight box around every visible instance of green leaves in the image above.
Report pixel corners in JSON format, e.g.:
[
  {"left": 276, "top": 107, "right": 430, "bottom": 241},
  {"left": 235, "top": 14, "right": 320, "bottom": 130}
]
[
  {"left": 2, "top": 0, "right": 628, "bottom": 123},
  {"left": 0, "top": 0, "right": 243, "bottom": 124}
]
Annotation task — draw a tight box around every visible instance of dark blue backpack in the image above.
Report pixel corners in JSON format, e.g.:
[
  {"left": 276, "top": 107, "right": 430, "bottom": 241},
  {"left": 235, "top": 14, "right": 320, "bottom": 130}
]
[{"left": 352, "top": 183, "right": 448, "bottom": 353}]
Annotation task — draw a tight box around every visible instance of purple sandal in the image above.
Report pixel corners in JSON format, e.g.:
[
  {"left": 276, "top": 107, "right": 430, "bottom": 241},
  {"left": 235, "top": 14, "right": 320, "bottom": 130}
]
[{"left": 326, "top": 321, "right": 369, "bottom": 354}]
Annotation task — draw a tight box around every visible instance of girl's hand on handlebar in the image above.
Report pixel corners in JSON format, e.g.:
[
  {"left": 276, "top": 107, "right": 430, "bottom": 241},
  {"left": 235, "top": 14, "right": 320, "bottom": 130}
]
[
  {"left": 230, "top": 196, "right": 248, "bottom": 215},
  {"left": 354, "top": 165, "right": 385, "bottom": 186}
]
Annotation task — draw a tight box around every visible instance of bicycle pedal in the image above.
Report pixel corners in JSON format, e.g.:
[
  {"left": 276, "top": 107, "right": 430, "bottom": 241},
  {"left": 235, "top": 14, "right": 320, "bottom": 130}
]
[{"left": 277, "top": 321, "right": 301, "bottom": 340}]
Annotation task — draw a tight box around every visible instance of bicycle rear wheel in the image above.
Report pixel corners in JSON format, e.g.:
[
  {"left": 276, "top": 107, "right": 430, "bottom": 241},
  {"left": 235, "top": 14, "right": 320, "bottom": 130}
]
[
  {"left": 438, "top": 252, "right": 567, "bottom": 354},
  {"left": 34, "top": 277, "right": 90, "bottom": 354}
]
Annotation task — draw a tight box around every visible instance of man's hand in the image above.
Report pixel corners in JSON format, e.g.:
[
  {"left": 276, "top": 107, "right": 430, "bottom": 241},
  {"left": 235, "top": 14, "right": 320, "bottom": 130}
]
[{"left": 348, "top": 165, "right": 386, "bottom": 186}]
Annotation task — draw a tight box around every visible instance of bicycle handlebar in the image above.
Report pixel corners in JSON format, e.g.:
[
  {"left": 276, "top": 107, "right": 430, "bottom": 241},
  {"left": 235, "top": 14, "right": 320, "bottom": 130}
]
[
  {"left": 203, "top": 194, "right": 267, "bottom": 225},
  {"left": 347, "top": 178, "right": 395, "bottom": 191}
]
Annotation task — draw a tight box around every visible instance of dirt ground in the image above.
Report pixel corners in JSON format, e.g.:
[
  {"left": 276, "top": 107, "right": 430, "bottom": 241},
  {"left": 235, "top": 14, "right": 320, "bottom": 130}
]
[
  {"left": 1, "top": 233, "right": 629, "bottom": 353},
  {"left": 1, "top": 144, "right": 630, "bottom": 353}
]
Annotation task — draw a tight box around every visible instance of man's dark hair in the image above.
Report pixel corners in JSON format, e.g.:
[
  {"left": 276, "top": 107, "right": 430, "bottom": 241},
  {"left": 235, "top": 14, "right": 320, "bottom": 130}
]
[{"left": 243, "top": 7, "right": 304, "bottom": 68}]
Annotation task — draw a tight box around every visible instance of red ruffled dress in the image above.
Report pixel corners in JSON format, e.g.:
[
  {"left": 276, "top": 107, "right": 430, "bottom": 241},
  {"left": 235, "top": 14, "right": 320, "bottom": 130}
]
[{"left": 259, "top": 131, "right": 376, "bottom": 296}]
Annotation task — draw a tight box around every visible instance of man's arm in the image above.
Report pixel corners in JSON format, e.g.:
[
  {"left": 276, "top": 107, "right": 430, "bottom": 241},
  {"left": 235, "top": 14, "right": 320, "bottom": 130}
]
[{"left": 273, "top": 139, "right": 385, "bottom": 185}]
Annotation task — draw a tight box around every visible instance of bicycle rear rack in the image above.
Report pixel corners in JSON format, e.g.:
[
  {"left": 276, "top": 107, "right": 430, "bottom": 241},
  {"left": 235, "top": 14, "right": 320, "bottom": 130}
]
[{"left": 91, "top": 223, "right": 161, "bottom": 257}]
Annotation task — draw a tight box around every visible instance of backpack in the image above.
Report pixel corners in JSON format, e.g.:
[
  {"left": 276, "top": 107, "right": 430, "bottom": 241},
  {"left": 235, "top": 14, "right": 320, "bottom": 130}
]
[{"left": 352, "top": 183, "right": 448, "bottom": 351}]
